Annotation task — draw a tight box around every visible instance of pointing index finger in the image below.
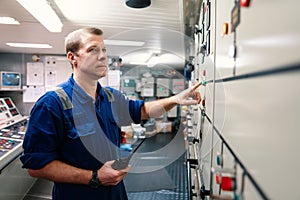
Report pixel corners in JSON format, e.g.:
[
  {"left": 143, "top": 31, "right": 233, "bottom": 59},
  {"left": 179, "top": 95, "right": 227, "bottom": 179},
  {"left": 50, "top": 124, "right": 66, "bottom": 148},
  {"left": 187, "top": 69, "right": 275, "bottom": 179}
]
[{"left": 192, "top": 82, "right": 202, "bottom": 90}]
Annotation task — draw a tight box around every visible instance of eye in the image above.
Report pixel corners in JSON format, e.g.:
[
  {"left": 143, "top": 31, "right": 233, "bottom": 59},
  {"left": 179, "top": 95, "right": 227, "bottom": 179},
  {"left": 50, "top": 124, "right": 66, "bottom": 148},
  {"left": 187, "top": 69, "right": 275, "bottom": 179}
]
[
  {"left": 88, "top": 47, "right": 99, "bottom": 54},
  {"left": 102, "top": 48, "right": 107, "bottom": 53}
]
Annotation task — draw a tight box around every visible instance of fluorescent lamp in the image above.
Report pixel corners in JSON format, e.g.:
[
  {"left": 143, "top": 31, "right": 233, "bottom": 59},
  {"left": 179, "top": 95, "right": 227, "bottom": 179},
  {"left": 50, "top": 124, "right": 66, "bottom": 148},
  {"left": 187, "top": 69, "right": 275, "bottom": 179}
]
[
  {"left": 16, "top": 0, "right": 63, "bottom": 32},
  {"left": 6, "top": 42, "right": 52, "bottom": 48},
  {"left": 0, "top": 17, "right": 20, "bottom": 25},
  {"left": 129, "top": 61, "right": 148, "bottom": 65},
  {"left": 104, "top": 39, "right": 144, "bottom": 47}
]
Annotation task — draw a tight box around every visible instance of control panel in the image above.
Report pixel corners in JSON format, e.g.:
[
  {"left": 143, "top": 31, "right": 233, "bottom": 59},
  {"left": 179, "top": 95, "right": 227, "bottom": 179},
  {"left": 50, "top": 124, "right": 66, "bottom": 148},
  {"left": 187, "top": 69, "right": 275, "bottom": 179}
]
[{"left": 0, "top": 97, "right": 27, "bottom": 170}]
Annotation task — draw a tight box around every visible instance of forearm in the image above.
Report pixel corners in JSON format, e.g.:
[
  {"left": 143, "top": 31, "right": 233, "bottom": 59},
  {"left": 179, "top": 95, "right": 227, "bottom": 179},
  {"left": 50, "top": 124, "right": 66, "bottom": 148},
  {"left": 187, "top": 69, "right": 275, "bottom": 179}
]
[
  {"left": 27, "top": 160, "right": 91, "bottom": 185},
  {"left": 141, "top": 95, "right": 178, "bottom": 119}
]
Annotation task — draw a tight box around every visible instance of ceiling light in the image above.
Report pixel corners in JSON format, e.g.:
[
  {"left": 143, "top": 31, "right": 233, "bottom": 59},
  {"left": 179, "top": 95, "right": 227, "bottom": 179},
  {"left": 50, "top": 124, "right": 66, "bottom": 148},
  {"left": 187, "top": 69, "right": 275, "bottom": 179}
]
[
  {"left": 104, "top": 39, "right": 145, "bottom": 47},
  {"left": 16, "top": 0, "right": 63, "bottom": 32},
  {"left": 129, "top": 61, "right": 148, "bottom": 65},
  {"left": 0, "top": 17, "right": 20, "bottom": 25},
  {"left": 125, "top": 0, "right": 151, "bottom": 8},
  {"left": 6, "top": 42, "right": 52, "bottom": 48}
]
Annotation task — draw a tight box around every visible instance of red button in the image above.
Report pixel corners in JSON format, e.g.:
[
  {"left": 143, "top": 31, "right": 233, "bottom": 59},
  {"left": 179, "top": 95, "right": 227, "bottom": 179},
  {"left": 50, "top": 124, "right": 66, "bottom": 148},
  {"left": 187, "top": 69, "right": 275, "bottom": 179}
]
[
  {"left": 240, "top": 0, "right": 250, "bottom": 7},
  {"left": 220, "top": 176, "right": 236, "bottom": 191}
]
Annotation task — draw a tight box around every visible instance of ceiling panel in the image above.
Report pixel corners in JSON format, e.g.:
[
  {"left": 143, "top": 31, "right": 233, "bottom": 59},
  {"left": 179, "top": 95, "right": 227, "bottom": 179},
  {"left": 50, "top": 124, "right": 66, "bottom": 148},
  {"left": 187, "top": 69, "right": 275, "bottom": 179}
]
[{"left": 0, "top": 0, "right": 189, "bottom": 69}]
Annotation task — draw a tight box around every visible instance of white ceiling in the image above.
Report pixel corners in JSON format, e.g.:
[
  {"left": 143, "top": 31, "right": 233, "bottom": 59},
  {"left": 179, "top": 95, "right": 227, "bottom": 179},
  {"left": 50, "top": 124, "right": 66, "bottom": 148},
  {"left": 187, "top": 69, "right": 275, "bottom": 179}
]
[{"left": 0, "top": 0, "right": 191, "bottom": 68}]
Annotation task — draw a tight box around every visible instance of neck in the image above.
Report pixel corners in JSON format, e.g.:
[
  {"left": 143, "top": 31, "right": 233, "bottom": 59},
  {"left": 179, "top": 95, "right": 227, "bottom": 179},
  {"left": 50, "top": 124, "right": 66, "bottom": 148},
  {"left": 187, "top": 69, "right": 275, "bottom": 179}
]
[{"left": 73, "top": 73, "right": 98, "bottom": 99}]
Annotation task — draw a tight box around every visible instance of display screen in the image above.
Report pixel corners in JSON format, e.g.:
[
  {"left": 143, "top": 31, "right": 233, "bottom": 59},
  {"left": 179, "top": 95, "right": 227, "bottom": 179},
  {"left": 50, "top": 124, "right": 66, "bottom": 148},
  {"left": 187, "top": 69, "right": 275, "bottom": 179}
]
[
  {"left": 4, "top": 98, "right": 13, "bottom": 108},
  {"left": 2, "top": 72, "right": 20, "bottom": 86},
  {"left": 9, "top": 108, "right": 19, "bottom": 116}
]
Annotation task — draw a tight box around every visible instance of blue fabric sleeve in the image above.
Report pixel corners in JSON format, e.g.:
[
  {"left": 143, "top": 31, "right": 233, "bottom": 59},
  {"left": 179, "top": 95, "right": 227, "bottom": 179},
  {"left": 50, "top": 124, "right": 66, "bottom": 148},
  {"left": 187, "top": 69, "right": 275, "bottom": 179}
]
[
  {"left": 108, "top": 87, "right": 144, "bottom": 126},
  {"left": 20, "top": 92, "right": 64, "bottom": 169},
  {"left": 128, "top": 99, "right": 144, "bottom": 124}
]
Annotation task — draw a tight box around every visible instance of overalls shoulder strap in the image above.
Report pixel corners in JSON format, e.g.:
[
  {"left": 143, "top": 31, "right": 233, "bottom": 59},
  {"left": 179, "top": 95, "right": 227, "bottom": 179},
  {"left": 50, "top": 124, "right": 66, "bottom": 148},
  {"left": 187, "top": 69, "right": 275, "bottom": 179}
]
[
  {"left": 102, "top": 87, "right": 115, "bottom": 102},
  {"left": 54, "top": 86, "right": 115, "bottom": 110},
  {"left": 54, "top": 87, "right": 73, "bottom": 110}
]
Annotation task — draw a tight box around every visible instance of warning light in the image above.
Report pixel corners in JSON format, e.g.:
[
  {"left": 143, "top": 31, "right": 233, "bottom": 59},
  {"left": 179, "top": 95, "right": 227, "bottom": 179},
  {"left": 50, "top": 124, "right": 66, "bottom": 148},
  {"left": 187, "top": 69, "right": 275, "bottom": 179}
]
[
  {"left": 240, "top": 0, "right": 250, "bottom": 7},
  {"left": 223, "top": 22, "right": 229, "bottom": 35},
  {"left": 215, "top": 173, "right": 236, "bottom": 191},
  {"left": 216, "top": 173, "right": 220, "bottom": 184},
  {"left": 219, "top": 176, "right": 236, "bottom": 191},
  {"left": 202, "top": 99, "right": 206, "bottom": 107}
]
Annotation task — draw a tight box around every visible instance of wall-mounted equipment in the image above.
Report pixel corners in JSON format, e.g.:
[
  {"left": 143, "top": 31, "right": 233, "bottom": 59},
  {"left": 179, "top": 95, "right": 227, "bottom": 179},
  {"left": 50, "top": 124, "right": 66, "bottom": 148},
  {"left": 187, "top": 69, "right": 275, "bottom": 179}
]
[
  {"left": 140, "top": 76, "right": 154, "bottom": 97},
  {"left": 156, "top": 78, "right": 170, "bottom": 97},
  {"left": 171, "top": 79, "right": 185, "bottom": 94}
]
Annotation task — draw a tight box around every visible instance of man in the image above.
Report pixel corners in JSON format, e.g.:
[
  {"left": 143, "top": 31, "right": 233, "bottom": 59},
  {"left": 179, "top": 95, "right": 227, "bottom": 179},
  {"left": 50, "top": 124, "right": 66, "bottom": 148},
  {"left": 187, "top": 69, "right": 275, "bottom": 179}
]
[{"left": 21, "top": 27, "right": 201, "bottom": 200}]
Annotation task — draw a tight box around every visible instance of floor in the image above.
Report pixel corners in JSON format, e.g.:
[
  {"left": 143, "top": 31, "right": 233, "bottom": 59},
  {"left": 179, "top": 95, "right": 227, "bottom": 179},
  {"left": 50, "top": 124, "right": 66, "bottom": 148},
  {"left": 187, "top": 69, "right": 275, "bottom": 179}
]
[{"left": 23, "top": 132, "right": 188, "bottom": 200}]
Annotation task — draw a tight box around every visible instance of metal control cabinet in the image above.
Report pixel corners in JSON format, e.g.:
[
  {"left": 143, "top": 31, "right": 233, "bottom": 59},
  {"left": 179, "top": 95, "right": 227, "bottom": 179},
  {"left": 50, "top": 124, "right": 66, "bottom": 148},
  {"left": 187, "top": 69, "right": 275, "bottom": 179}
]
[
  {"left": 0, "top": 97, "right": 35, "bottom": 199},
  {"left": 185, "top": 0, "right": 300, "bottom": 199}
]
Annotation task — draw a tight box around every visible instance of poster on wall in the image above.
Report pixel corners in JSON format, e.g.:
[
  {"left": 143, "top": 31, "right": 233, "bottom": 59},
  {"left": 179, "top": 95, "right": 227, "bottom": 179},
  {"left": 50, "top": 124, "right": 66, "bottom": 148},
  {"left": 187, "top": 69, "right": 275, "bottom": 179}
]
[
  {"left": 44, "top": 56, "right": 72, "bottom": 89},
  {"left": 26, "top": 62, "right": 44, "bottom": 85},
  {"left": 22, "top": 85, "right": 45, "bottom": 102}
]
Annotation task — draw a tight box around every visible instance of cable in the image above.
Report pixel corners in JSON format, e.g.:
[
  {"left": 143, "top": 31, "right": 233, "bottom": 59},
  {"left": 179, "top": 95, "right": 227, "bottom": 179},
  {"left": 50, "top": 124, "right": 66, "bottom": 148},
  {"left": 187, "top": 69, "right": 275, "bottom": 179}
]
[{"left": 204, "top": 112, "right": 269, "bottom": 200}]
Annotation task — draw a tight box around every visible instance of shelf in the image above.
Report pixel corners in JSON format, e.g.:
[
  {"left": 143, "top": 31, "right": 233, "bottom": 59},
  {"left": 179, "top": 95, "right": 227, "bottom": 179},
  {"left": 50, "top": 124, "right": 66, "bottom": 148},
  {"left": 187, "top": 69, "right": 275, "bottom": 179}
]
[{"left": 0, "top": 89, "right": 23, "bottom": 92}]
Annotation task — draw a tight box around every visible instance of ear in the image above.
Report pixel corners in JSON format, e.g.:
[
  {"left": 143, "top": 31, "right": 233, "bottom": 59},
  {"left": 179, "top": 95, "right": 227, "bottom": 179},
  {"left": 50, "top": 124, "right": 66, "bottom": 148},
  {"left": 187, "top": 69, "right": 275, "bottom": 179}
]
[{"left": 67, "top": 52, "right": 77, "bottom": 66}]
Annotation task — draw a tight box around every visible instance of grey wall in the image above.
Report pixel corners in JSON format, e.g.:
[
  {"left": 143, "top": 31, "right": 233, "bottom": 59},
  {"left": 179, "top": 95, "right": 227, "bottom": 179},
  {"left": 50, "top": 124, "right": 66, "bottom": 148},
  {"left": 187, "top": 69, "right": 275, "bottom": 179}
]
[{"left": 0, "top": 53, "right": 65, "bottom": 116}]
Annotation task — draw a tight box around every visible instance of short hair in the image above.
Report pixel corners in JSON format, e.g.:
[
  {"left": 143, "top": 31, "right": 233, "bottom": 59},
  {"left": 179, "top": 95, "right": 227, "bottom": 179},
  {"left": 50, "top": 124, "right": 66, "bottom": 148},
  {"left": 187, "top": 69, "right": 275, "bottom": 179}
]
[{"left": 65, "top": 27, "right": 103, "bottom": 54}]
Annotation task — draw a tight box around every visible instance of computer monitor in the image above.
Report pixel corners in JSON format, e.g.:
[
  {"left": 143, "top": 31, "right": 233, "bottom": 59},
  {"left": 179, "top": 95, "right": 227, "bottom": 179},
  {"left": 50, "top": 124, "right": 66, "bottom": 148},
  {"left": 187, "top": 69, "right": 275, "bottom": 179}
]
[{"left": 0, "top": 71, "right": 21, "bottom": 90}]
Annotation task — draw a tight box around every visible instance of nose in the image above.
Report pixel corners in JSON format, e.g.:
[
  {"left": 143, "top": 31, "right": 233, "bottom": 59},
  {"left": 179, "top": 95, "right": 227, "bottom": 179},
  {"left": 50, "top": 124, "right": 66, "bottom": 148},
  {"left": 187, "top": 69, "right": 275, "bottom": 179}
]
[{"left": 97, "top": 50, "right": 107, "bottom": 61}]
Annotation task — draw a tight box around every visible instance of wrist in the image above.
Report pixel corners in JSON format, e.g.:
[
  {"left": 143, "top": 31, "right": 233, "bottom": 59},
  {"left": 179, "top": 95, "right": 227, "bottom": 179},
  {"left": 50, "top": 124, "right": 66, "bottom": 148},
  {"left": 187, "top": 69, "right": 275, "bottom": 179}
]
[
  {"left": 170, "top": 95, "right": 179, "bottom": 105},
  {"left": 89, "top": 170, "right": 102, "bottom": 188}
]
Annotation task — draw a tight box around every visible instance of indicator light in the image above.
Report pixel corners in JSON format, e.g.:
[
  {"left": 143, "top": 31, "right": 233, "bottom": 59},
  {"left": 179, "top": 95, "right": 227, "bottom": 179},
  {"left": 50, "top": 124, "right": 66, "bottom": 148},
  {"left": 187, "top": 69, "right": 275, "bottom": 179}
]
[
  {"left": 234, "top": 192, "right": 240, "bottom": 200},
  {"left": 216, "top": 173, "right": 220, "bottom": 184},
  {"left": 223, "top": 22, "right": 229, "bottom": 35},
  {"left": 216, "top": 154, "right": 223, "bottom": 166},
  {"left": 202, "top": 69, "right": 206, "bottom": 76},
  {"left": 240, "top": 0, "right": 250, "bottom": 7},
  {"left": 202, "top": 99, "right": 206, "bottom": 107},
  {"left": 215, "top": 172, "right": 236, "bottom": 191},
  {"left": 218, "top": 176, "right": 236, "bottom": 191}
]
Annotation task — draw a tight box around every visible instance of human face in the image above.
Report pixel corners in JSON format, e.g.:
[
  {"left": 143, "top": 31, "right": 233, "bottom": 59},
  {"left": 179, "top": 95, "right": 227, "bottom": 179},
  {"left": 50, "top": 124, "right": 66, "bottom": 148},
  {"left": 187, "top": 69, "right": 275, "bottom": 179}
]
[{"left": 73, "top": 34, "right": 108, "bottom": 80}]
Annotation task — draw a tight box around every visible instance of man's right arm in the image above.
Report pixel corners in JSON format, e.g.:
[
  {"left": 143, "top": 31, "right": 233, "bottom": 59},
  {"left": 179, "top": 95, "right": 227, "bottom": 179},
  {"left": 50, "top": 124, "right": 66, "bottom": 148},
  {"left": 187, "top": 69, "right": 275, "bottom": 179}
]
[{"left": 27, "top": 160, "right": 130, "bottom": 186}]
